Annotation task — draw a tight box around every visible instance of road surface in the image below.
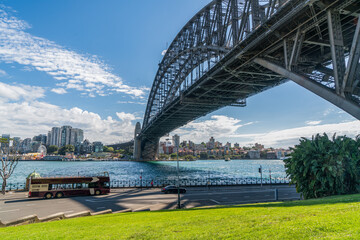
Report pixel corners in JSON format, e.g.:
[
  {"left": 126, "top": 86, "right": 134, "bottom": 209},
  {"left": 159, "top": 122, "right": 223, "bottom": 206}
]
[{"left": 0, "top": 185, "right": 300, "bottom": 223}]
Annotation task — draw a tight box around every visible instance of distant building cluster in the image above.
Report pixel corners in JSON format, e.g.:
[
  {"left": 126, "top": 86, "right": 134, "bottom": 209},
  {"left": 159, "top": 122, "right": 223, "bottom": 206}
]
[
  {"left": 1, "top": 125, "right": 104, "bottom": 155},
  {"left": 158, "top": 135, "right": 291, "bottom": 159}
]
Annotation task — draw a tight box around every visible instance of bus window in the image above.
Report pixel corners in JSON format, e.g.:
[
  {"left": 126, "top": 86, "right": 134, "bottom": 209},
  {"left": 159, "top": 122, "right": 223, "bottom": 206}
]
[
  {"left": 82, "top": 183, "right": 88, "bottom": 188},
  {"left": 101, "top": 182, "right": 110, "bottom": 189},
  {"left": 89, "top": 182, "right": 98, "bottom": 188},
  {"left": 76, "top": 183, "right": 82, "bottom": 189},
  {"left": 48, "top": 184, "right": 53, "bottom": 190}
]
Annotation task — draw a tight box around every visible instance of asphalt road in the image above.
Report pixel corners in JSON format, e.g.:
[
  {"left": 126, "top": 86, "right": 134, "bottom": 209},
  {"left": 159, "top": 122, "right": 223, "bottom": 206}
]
[{"left": 0, "top": 185, "right": 300, "bottom": 223}]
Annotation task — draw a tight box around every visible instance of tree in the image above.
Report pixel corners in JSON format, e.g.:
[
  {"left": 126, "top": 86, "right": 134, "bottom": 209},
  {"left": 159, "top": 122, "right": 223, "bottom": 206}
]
[
  {"left": 199, "top": 152, "right": 208, "bottom": 160},
  {"left": 58, "top": 144, "right": 75, "bottom": 155},
  {"left": 47, "top": 145, "right": 59, "bottom": 154},
  {"left": 284, "top": 133, "right": 360, "bottom": 199},
  {"left": 184, "top": 155, "right": 195, "bottom": 161},
  {"left": 170, "top": 153, "right": 177, "bottom": 159},
  {"left": 0, "top": 138, "right": 19, "bottom": 195}
]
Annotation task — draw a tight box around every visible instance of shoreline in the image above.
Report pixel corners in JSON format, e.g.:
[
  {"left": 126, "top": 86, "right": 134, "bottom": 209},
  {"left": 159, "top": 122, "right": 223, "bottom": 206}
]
[{"left": 18, "top": 158, "right": 284, "bottom": 162}]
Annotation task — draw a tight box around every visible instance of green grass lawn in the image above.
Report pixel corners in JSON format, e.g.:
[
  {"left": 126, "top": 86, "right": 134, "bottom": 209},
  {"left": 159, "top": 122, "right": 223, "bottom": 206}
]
[{"left": 1, "top": 194, "right": 360, "bottom": 240}]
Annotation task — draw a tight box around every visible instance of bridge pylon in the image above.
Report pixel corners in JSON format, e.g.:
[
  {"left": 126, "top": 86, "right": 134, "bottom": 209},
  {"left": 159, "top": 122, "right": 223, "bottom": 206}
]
[{"left": 133, "top": 122, "right": 159, "bottom": 161}]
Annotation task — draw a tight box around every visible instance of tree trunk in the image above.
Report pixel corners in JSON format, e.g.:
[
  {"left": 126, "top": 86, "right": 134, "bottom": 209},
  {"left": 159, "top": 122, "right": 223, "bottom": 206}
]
[{"left": 1, "top": 178, "right": 6, "bottom": 195}]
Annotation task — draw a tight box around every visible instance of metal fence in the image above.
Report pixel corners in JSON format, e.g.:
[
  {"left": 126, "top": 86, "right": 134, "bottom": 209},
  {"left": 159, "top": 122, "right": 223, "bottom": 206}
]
[{"left": 2, "top": 177, "right": 290, "bottom": 191}]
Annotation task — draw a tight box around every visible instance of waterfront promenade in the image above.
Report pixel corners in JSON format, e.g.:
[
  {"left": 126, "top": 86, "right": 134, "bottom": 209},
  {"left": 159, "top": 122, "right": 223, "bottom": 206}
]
[{"left": 0, "top": 185, "right": 300, "bottom": 222}]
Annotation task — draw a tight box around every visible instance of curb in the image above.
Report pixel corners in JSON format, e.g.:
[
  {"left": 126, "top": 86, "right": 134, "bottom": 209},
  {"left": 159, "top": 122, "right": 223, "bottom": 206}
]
[
  {"left": 132, "top": 207, "right": 150, "bottom": 212},
  {"left": 5, "top": 215, "right": 40, "bottom": 227},
  {"left": 91, "top": 209, "right": 112, "bottom": 216},
  {"left": 65, "top": 211, "right": 91, "bottom": 219},
  {"left": 113, "top": 209, "right": 132, "bottom": 214},
  {"left": 38, "top": 212, "right": 66, "bottom": 222}
]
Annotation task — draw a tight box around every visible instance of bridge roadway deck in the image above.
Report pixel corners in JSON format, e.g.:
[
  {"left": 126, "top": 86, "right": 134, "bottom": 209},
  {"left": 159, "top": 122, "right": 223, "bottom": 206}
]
[{"left": 0, "top": 185, "right": 300, "bottom": 222}]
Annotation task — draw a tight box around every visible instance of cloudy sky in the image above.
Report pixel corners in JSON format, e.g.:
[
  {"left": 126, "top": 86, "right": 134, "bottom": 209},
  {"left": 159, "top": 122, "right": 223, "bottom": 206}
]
[{"left": 0, "top": 0, "right": 359, "bottom": 147}]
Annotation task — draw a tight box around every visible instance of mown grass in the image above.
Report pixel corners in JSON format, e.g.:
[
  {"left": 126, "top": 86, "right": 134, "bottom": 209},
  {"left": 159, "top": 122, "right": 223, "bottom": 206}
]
[{"left": 1, "top": 194, "right": 360, "bottom": 239}]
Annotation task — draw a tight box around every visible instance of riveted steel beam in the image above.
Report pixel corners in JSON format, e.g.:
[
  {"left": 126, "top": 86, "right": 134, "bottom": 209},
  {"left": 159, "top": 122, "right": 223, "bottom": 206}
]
[
  {"left": 327, "top": 9, "right": 346, "bottom": 95},
  {"left": 254, "top": 58, "right": 360, "bottom": 120}
]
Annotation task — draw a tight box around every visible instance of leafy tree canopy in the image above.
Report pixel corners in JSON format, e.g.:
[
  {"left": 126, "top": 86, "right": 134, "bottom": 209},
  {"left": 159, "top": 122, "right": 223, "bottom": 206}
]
[
  {"left": 285, "top": 133, "right": 360, "bottom": 199},
  {"left": 47, "top": 145, "right": 59, "bottom": 154}
]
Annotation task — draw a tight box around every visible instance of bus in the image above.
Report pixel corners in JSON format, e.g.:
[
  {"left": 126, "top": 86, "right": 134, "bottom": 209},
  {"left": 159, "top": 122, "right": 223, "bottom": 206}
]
[{"left": 28, "top": 172, "right": 110, "bottom": 199}]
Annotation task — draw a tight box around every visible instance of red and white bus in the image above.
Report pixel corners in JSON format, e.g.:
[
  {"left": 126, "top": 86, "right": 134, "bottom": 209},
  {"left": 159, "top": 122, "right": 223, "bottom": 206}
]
[{"left": 28, "top": 172, "right": 110, "bottom": 199}]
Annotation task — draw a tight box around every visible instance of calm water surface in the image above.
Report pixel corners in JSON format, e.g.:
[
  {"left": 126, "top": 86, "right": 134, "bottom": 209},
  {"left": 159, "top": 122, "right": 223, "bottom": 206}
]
[{"left": 4, "top": 160, "right": 286, "bottom": 184}]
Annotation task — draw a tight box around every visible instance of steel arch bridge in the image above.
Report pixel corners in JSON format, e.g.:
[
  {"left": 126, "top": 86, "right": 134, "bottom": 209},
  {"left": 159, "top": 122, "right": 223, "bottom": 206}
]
[{"left": 134, "top": 0, "right": 360, "bottom": 160}]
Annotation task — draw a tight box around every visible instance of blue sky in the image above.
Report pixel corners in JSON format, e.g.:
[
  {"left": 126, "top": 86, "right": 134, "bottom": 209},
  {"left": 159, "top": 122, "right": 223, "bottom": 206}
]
[{"left": 0, "top": 0, "right": 359, "bottom": 147}]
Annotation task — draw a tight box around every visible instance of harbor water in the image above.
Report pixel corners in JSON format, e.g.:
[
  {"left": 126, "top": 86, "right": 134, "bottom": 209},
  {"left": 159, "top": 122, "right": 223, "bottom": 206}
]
[{"left": 3, "top": 159, "right": 287, "bottom": 185}]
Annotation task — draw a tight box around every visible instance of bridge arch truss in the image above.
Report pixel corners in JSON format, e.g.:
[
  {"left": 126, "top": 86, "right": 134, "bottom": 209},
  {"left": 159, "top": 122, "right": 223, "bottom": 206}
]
[{"left": 138, "top": 0, "right": 360, "bottom": 160}]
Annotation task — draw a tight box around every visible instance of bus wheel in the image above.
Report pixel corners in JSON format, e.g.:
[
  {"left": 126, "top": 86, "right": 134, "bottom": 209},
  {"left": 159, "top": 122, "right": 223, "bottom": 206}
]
[
  {"left": 95, "top": 190, "right": 101, "bottom": 195},
  {"left": 55, "top": 192, "right": 64, "bottom": 198},
  {"left": 45, "top": 193, "right": 53, "bottom": 199}
]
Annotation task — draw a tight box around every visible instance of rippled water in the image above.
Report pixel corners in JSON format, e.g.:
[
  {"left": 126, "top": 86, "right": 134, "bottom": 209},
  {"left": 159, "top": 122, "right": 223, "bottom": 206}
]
[{"left": 2, "top": 160, "right": 286, "bottom": 184}]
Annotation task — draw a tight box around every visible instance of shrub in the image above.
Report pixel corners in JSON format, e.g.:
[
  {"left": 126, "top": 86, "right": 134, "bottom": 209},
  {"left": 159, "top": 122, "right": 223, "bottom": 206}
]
[{"left": 284, "top": 133, "right": 360, "bottom": 199}]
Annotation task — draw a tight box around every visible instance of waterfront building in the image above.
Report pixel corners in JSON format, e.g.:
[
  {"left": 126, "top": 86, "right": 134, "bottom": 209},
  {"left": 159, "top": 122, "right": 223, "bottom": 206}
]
[
  {"left": 266, "top": 151, "right": 277, "bottom": 159},
  {"left": 195, "top": 144, "right": 207, "bottom": 151},
  {"left": 207, "top": 137, "right": 215, "bottom": 150},
  {"left": 12, "top": 137, "right": 21, "bottom": 152},
  {"left": 276, "top": 149, "right": 284, "bottom": 159},
  {"left": 188, "top": 140, "right": 195, "bottom": 150},
  {"left": 20, "top": 138, "right": 32, "bottom": 153},
  {"left": 172, "top": 134, "right": 180, "bottom": 148},
  {"left": 214, "top": 141, "right": 222, "bottom": 148},
  {"left": 60, "top": 126, "right": 72, "bottom": 146},
  {"left": 93, "top": 141, "right": 104, "bottom": 153},
  {"left": 70, "top": 128, "right": 84, "bottom": 146},
  {"left": 49, "top": 127, "right": 61, "bottom": 147},
  {"left": 33, "top": 134, "right": 47, "bottom": 145},
  {"left": 248, "top": 150, "right": 261, "bottom": 159},
  {"left": 158, "top": 142, "right": 165, "bottom": 154},
  {"left": 81, "top": 139, "right": 93, "bottom": 154}
]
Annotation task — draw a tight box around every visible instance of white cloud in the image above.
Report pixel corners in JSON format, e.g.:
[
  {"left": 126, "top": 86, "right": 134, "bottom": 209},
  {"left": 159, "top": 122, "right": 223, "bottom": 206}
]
[
  {"left": 116, "top": 112, "right": 141, "bottom": 121},
  {"left": 172, "top": 115, "right": 252, "bottom": 142},
  {"left": 51, "top": 88, "right": 67, "bottom": 95},
  {"left": 0, "top": 69, "right": 6, "bottom": 76},
  {"left": 305, "top": 120, "right": 322, "bottom": 125},
  {"left": 0, "top": 101, "right": 136, "bottom": 144},
  {"left": 0, "top": 82, "right": 137, "bottom": 144},
  {"left": 117, "top": 100, "right": 146, "bottom": 105},
  {"left": 0, "top": 81, "right": 44, "bottom": 101},
  {"left": 170, "top": 114, "right": 360, "bottom": 148},
  {"left": 0, "top": 7, "right": 147, "bottom": 98},
  {"left": 233, "top": 121, "right": 360, "bottom": 147}
]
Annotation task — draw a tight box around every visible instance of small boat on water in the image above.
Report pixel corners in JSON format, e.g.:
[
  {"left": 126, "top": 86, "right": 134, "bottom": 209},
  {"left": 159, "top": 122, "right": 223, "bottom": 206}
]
[{"left": 225, "top": 158, "right": 231, "bottom": 161}]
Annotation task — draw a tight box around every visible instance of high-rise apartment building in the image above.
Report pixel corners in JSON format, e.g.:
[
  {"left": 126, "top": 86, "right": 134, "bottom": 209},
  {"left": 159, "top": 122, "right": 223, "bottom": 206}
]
[
  {"left": 172, "top": 134, "right": 180, "bottom": 148},
  {"left": 47, "top": 126, "right": 84, "bottom": 147},
  {"left": 60, "top": 126, "right": 72, "bottom": 146},
  {"left": 49, "top": 127, "right": 61, "bottom": 147}
]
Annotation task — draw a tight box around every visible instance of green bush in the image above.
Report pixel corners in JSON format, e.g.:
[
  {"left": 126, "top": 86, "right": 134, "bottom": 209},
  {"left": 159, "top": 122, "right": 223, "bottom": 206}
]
[{"left": 285, "top": 133, "right": 360, "bottom": 199}]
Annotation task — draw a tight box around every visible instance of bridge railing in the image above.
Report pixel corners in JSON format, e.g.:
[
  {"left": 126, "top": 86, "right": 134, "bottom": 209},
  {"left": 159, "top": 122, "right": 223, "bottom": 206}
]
[{"left": 2, "top": 177, "right": 290, "bottom": 191}]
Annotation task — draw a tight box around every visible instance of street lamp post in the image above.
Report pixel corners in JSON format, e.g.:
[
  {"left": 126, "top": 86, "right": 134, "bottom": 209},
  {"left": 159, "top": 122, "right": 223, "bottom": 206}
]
[
  {"left": 176, "top": 146, "right": 181, "bottom": 209},
  {"left": 140, "top": 169, "right": 143, "bottom": 190}
]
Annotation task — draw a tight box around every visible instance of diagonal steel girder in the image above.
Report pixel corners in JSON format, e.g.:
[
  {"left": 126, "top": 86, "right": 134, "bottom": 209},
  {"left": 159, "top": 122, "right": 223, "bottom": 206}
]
[{"left": 254, "top": 58, "right": 360, "bottom": 120}]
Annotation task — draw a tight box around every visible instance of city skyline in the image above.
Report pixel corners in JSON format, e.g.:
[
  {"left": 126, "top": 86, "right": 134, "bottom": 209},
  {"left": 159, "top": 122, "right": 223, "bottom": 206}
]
[{"left": 0, "top": 1, "right": 359, "bottom": 148}]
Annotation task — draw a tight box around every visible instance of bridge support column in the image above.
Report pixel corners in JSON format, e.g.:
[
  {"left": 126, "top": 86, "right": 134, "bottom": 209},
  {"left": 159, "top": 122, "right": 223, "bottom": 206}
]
[
  {"left": 141, "top": 138, "right": 159, "bottom": 161},
  {"left": 254, "top": 58, "right": 360, "bottom": 120}
]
